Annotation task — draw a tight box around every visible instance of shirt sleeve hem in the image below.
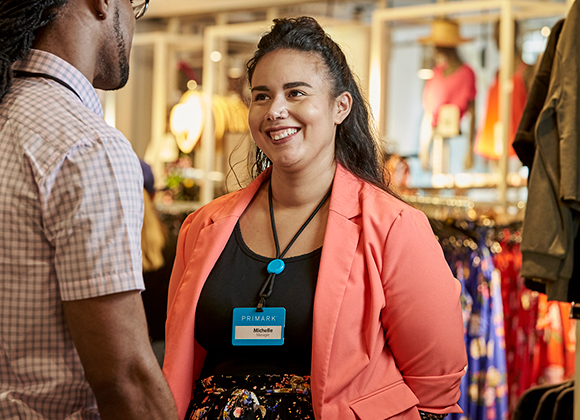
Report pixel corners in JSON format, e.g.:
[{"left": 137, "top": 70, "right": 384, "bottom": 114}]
[{"left": 60, "top": 271, "right": 145, "bottom": 301}]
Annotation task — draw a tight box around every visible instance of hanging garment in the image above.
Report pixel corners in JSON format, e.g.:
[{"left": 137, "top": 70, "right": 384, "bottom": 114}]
[
  {"left": 494, "top": 230, "right": 541, "bottom": 415},
  {"left": 513, "top": 19, "right": 565, "bottom": 170},
  {"left": 511, "top": 381, "right": 572, "bottom": 420},
  {"left": 512, "top": 383, "right": 561, "bottom": 420},
  {"left": 520, "top": 0, "right": 580, "bottom": 301},
  {"left": 433, "top": 222, "right": 508, "bottom": 420},
  {"left": 530, "top": 381, "right": 573, "bottom": 420},
  {"left": 552, "top": 385, "right": 574, "bottom": 420},
  {"left": 534, "top": 296, "right": 576, "bottom": 385},
  {"left": 474, "top": 62, "right": 529, "bottom": 160},
  {"left": 422, "top": 63, "right": 477, "bottom": 128}
]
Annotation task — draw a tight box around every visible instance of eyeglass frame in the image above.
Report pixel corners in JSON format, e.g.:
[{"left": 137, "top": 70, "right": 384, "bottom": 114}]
[{"left": 133, "top": 0, "right": 149, "bottom": 20}]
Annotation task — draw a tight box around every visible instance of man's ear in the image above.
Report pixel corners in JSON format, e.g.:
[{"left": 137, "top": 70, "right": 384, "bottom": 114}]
[
  {"left": 334, "top": 91, "right": 353, "bottom": 125},
  {"left": 93, "top": 0, "right": 111, "bottom": 19}
]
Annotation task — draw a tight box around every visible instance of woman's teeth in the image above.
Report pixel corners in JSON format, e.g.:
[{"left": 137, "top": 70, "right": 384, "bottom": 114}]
[{"left": 270, "top": 128, "right": 298, "bottom": 140}]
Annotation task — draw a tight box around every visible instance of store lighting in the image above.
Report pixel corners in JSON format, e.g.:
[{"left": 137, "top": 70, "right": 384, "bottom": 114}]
[
  {"left": 187, "top": 80, "right": 198, "bottom": 90},
  {"left": 169, "top": 90, "right": 205, "bottom": 154},
  {"left": 541, "top": 26, "right": 551, "bottom": 37},
  {"left": 417, "top": 68, "right": 434, "bottom": 80},
  {"left": 210, "top": 51, "right": 223, "bottom": 62}
]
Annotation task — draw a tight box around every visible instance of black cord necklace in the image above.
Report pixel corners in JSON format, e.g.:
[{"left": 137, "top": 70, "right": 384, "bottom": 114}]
[
  {"left": 256, "top": 181, "right": 332, "bottom": 311},
  {"left": 13, "top": 70, "right": 82, "bottom": 101}
]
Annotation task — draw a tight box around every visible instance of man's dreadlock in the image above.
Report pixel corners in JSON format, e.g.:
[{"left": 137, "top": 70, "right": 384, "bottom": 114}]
[{"left": 0, "top": 0, "right": 68, "bottom": 101}]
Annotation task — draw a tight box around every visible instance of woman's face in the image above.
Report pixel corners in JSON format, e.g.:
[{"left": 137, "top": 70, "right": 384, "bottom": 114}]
[{"left": 248, "top": 48, "right": 351, "bottom": 174}]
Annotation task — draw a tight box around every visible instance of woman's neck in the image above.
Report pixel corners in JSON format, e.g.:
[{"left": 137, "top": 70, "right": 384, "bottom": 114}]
[{"left": 268, "top": 161, "right": 336, "bottom": 210}]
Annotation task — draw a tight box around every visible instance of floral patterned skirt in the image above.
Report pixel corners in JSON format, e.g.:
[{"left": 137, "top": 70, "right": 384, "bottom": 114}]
[{"left": 185, "top": 374, "right": 314, "bottom": 420}]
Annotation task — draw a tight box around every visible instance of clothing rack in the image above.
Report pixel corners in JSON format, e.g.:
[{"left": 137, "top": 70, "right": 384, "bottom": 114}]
[
  {"left": 406, "top": 192, "right": 578, "bottom": 418},
  {"left": 401, "top": 194, "right": 526, "bottom": 225},
  {"left": 401, "top": 194, "right": 475, "bottom": 209}
]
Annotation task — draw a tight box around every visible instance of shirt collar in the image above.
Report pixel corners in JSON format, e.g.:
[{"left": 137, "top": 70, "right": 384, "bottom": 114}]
[{"left": 12, "top": 49, "right": 104, "bottom": 118}]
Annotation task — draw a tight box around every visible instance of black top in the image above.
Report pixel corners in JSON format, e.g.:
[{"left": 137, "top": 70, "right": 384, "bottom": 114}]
[{"left": 195, "top": 221, "right": 320, "bottom": 378}]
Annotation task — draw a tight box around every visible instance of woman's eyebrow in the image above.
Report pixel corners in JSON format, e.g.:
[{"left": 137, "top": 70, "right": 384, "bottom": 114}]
[
  {"left": 284, "top": 81, "right": 312, "bottom": 89},
  {"left": 250, "top": 81, "right": 313, "bottom": 92}
]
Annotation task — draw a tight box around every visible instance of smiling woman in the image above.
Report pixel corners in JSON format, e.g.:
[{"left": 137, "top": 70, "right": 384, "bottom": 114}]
[{"left": 163, "top": 16, "right": 467, "bottom": 420}]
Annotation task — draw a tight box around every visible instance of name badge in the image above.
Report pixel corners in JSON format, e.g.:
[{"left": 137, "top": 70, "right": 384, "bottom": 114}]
[{"left": 232, "top": 307, "right": 286, "bottom": 346}]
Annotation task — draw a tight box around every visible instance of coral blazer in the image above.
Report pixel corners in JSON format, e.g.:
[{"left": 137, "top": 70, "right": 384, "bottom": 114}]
[{"left": 163, "top": 164, "right": 466, "bottom": 420}]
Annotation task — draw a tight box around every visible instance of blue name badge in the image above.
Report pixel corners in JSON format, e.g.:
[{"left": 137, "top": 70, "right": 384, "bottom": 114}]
[{"left": 232, "top": 307, "right": 286, "bottom": 346}]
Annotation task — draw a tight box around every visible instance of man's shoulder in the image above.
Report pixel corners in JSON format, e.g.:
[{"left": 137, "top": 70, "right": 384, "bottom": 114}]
[{"left": 2, "top": 80, "right": 125, "bottom": 150}]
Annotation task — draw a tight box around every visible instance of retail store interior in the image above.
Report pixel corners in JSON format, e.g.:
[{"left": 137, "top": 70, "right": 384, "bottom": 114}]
[{"left": 106, "top": 1, "right": 579, "bottom": 419}]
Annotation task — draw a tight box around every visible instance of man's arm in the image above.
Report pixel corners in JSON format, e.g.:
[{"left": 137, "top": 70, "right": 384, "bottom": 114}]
[{"left": 63, "top": 290, "right": 178, "bottom": 420}]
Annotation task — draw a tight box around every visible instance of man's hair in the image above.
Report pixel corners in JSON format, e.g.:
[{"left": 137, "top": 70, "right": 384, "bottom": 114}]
[
  {"left": 246, "top": 16, "right": 397, "bottom": 196},
  {"left": 0, "top": 0, "right": 68, "bottom": 101}
]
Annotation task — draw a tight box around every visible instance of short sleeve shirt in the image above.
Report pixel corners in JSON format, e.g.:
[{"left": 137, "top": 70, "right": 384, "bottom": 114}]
[
  {"left": 0, "top": 49, "right": 145, "bottom": 419},
  {"left": 422, "top": 63, "right": 477, "bottom": 127}
]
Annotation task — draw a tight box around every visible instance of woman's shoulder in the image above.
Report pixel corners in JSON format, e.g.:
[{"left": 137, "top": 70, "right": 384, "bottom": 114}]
[
  {"left": 336, "top": 169, "right": 423, "bottom": 221},
  {"left": 361, "top": 184, "right": 424, "bottom": 220}
]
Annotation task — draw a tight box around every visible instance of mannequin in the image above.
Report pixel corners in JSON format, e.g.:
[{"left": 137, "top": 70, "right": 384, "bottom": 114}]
[{"left": 419, "top": 19, "right": 477, "bottom": 171}]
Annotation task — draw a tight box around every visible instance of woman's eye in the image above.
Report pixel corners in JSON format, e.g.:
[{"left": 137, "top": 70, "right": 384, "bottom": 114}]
[
  {"left": 288, "top": 90, "right": 305, "bottom": 98},
  {"left": 252, "top": 93, "right": 268, "bottom": 101}
]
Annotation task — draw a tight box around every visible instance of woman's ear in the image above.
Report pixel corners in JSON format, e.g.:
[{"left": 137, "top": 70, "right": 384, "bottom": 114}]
[{"left": 334, "top": 91, "right": 353, "bottom": 125}]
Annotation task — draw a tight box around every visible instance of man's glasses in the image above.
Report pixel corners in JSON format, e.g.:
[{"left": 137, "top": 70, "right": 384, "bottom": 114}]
[{"left": 133, "top": 0, "right": 149, "bottom": 20}]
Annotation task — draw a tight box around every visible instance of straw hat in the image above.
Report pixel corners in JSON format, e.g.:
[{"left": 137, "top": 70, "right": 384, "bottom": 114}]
[{"left": 418, "top": 19, "right": 472, "bottom": 47}]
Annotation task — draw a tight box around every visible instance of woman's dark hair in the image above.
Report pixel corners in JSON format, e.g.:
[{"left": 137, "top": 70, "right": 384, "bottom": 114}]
[
  {"left": 246, "top": 16, "right": 397, "bottom": 195},
  {"left": 0, "top": 0, "right": 68, "bottom": 101}
]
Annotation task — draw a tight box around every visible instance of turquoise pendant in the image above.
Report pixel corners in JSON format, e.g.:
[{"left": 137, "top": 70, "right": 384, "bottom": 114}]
[{"left": 267, "top": 259, "right": 285, "bottom": 275}]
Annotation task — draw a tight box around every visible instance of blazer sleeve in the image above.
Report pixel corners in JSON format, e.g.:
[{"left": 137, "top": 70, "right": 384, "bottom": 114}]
[{"left": 380, "top": 208, "right": 467, "bottom": 413}]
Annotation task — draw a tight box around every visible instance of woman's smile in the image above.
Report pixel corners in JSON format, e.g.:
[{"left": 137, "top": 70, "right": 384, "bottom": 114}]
[{"left": 268, "top": 127, "right": 300, "bottom": 141}]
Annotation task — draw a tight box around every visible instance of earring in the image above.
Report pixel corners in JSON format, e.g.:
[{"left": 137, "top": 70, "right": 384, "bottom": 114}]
[{"left": 98, "top": 13, "right": 104, "bottom": 19}]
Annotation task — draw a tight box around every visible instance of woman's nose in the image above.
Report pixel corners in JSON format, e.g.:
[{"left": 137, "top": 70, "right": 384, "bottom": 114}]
[{"left": 266, "top": 99, "right": 288, "bottom": 120}]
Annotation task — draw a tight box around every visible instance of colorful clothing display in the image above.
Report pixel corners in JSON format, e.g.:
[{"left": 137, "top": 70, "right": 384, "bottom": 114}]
[
  {"left": 422, "top": 63, "right": 477, "bottom": 127},
  {"left": 430, "top": 219, "right": 577, "bottom": 420},
  {"left": 430, "top": 220, "right": 508, "bottom": 420},
  {"left": 474, "top": 63, "right": 529, "bottom": 159}
]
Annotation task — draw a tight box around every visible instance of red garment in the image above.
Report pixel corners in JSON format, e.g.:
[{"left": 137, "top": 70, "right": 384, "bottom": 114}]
[
  {"left": 422, "top": 63, "right": 476, "bottom": 127},
  {"left": 495, "top": 235, "right": 540, "bottom": 416},
  {"left": 535, "top": 296, "right": 576, "bottom": 385},
  {"left": 496, "top": 231, "right": 576, "bottom": 418},
  {"left": 474, "top": 63, "right": 529, "bottom": 159}
]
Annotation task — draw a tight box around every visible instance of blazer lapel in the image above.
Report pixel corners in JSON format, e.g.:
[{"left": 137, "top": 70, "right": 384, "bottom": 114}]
[{"left": 311, "top": 165, "right": 363, "bottom": 416}]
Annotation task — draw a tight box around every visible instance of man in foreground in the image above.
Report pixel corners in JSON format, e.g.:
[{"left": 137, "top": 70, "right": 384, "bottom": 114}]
[{"left": 0, "top": 0, "right": 177, "bottom": 418}]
